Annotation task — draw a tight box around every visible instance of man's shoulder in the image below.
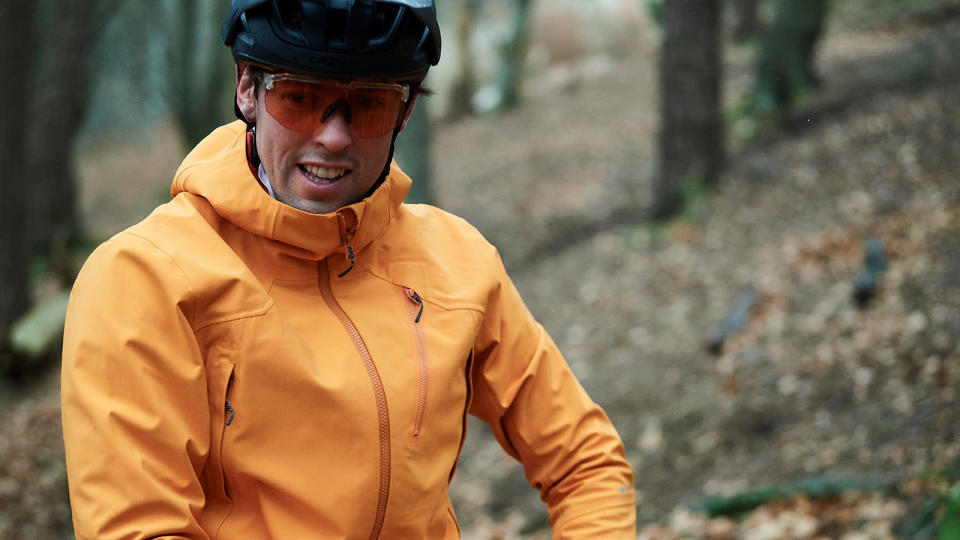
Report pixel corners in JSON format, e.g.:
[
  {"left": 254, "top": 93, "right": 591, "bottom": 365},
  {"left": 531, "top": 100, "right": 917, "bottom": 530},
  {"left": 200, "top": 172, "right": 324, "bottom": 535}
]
[
  {"left": 393, "top": 203, "right": 494, "bottom": 250},
  {"left": 81, "top": 194, "right": 239, "bottom": 287},
  {"left": 118, "top": 193, "right": 226, "bottom": 256},
  {"left": 74, "top": 193, "right": 269, "bottom": 324},
  {"left": 389, "top": 203, "right": 507, "bottom": 266}
]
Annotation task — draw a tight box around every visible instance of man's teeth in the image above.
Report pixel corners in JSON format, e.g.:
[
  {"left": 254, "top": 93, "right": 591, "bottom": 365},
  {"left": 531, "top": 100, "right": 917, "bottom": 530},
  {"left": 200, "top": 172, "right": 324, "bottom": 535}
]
[{"left": 303, "top": 165, "right": 347, "bottom": 182}]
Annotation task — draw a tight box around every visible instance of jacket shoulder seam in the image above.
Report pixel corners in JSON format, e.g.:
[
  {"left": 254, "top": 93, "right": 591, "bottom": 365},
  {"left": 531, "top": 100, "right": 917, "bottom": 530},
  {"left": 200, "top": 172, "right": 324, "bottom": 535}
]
[{"left": 121, "top": 230, "right": 199, "bottom": 324}]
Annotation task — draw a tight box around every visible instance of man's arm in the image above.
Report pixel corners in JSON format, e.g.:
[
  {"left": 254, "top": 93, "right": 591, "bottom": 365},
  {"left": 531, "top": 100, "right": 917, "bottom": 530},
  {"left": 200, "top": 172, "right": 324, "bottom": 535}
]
[
  {"left": 470, "top": 253, "right": 637, "bottom": 539},
  {"left": 62, "top": 234, "right": 211, "bottom": 540}
]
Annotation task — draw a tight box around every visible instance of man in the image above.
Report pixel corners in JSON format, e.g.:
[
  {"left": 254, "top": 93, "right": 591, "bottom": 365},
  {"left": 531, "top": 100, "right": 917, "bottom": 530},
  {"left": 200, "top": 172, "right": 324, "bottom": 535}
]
[{"left": 61, "top": 1, "right": 636, "bottom": 538}]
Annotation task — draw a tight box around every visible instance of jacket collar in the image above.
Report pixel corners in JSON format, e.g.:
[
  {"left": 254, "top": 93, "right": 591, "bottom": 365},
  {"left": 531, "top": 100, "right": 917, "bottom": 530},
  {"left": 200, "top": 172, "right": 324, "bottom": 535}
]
[{"left": 171, "top": 121, "right": 411, "bottom": 261}]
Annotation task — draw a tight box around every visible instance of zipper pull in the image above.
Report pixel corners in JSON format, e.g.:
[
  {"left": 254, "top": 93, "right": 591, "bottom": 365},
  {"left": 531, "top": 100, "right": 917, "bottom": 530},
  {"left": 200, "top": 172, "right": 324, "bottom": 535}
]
[
  {"left": 336, "top": 210, "right": 357, "bottom": 244},
  {"left": 225, "top": 400, "right": 235, "bottom": 426},
  {"left": 336, "top": 210, "right": 357, "bottom": 278},
  {"left": 337, "top": 245, "right": 355, "bottom": 278},
  {"left": 405, "top": 288, "right": 424, "bottom": 323}
]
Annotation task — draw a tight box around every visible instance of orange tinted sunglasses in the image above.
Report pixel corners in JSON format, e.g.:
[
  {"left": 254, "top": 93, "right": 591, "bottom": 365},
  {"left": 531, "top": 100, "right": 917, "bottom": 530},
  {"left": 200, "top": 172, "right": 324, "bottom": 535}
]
[{"left": 261, "top": 73, "right": 410, "bottom": 139}]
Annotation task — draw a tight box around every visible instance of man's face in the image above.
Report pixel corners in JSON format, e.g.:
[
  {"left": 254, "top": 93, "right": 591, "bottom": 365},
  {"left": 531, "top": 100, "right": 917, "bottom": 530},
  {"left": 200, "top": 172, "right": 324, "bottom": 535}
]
[{"left": 236, "top": 67, "right": 411, "bottom": 215}]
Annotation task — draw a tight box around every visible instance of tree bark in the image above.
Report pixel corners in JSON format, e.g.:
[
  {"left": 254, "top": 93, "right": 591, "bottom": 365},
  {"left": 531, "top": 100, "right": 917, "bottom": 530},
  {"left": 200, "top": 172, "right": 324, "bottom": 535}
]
[
  {"left": 447, "top": 0, "right": 480, "bottom": 120},
  {"left": 731, "top": 0, "right": 759, "bottom": 41},
  {"left": 496, "top": 0, "right": 534, "bottom": 112},
  {"left": 755, "top": 0, "right": 829, "bottom": 108},
  {"left": 655, "top": 0, "right": 723, "bottom": 220},
  {"left": 26, "top": 0, "right": 99, "bottom": 263},
  {"left": 167, "top": 0, "right": 236, "bottom": 149},
  {"left": 0, "top": 0, "right": 38, "bottom": 338},
  {"left": 395, "top": 101, "right": 434, "bottom": 204}
]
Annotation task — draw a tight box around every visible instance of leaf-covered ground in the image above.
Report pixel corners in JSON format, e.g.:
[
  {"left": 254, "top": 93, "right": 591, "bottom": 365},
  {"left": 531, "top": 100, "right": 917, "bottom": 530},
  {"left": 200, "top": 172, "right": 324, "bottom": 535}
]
[
  {"left": 2, "top": 2, "right": 959, "bottom": 538},
  {"left": 439, "top": 3, "right": 960, "bottom": 538}
]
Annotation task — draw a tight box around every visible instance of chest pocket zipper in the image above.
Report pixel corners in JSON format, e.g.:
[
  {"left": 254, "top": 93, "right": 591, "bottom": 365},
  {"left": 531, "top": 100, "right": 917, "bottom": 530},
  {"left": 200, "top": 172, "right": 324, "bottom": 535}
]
[{"left": 404, "top": 288, "right": 429, "bottom": 440}]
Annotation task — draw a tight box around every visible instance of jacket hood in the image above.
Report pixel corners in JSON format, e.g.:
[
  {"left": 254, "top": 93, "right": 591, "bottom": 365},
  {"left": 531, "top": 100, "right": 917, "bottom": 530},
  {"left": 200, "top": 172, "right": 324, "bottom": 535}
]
[{"left": 171, "top": 120, "right": 412, "bottom": 261}]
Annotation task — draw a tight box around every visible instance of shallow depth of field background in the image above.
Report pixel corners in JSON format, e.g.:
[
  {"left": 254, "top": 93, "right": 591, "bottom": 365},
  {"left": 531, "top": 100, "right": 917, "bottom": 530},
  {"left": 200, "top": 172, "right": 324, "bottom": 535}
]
[{"left": 1, "top": 1, "right": 959, "bottom": 538}]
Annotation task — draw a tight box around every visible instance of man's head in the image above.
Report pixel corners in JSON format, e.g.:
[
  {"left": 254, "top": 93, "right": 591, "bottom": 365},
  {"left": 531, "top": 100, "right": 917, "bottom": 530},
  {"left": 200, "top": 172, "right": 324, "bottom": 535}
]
[{"left": 222, "top": 0, "right": 441, "bottom": 214}]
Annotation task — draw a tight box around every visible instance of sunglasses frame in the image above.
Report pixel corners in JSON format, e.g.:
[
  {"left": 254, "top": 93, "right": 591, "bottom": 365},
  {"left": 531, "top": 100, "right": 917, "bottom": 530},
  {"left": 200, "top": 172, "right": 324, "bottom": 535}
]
[
  {"left": 257, "top": 72, "right": 412, "bottom": 138},
  {"left": 260, "top": 72, "right": 411, "bottom": 103}
]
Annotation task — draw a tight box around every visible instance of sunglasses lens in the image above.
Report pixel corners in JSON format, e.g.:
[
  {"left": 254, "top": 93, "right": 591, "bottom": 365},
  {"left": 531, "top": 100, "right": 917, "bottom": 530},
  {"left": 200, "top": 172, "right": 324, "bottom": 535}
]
[
  {"left": 264, "top": 79, "right": 405, "bottom": 138},
  {"left": 349, "top": 88, "right": 404, "bottom": 138}
]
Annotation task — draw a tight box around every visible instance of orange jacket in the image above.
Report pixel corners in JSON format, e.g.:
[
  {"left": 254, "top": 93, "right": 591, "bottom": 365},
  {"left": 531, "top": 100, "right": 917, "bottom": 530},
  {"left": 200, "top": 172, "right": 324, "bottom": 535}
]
[{"left": 61, "top": 121, "right": 636, "bottom": 539}]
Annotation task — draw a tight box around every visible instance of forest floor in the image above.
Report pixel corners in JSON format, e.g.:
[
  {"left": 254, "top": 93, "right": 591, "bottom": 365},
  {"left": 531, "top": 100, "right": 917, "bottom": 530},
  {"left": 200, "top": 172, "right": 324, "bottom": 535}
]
[
  {"left": 2, "top": 2, "right": 960, "bottom": 539},
  {"left": 439, "top": 3, "right": 960, "bottom": 538}
]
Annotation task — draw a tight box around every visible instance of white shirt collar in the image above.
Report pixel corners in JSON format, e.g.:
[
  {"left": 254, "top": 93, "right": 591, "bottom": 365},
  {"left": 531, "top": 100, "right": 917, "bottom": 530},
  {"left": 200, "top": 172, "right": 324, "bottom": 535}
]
[{"left": 257, "top": 163, "right": 277, "bottom": 200}]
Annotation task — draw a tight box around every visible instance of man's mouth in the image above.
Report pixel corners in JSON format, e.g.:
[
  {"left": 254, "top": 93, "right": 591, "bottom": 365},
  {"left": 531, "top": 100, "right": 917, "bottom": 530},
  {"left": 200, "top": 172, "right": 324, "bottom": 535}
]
[{"left": 300, "top": 164, "right": 348, "bottom": 184}]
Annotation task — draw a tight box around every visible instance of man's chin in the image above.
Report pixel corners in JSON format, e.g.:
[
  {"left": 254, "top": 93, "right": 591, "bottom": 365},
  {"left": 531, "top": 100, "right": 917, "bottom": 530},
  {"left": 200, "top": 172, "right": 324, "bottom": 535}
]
[{"left": 275, "top": 193, "right": 342, "bottom": 215}]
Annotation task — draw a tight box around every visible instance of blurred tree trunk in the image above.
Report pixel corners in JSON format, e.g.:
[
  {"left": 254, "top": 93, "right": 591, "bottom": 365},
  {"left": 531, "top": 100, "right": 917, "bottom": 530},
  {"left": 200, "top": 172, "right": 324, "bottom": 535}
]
[
  {"left": 26, "top": 0, "right": 103, "bottom": 262},
  {"left": 3, "top": 0, "right": 118, "bottom": 355},
  {"left": 395, "top": 101, "right": 434, "bottom": 204},
  {"left": 731, "top": 0, "right": 759, "bottom": 41},
  {"left": 166, "top": 0, "right": 235, "bottom": 149},
  {"left": 655, "top": 0, "right": 723, "bottom": 220},
  {"left": 496, "top": 0, "right": 534, "bottom": 112},
  {"left": 447, "top": 0, "right": 479, "bottom": 120},
  {"left": 754, "top": 0, "right": 828, "bottom": 109},
  {"left": 0, "top": 0, "right": 39, "bottom": 340}
]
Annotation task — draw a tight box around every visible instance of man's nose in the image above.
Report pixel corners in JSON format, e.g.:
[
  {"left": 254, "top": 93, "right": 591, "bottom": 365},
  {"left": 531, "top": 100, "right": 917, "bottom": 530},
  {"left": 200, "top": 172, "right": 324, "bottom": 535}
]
[{"left": 313, "top": 102, "right": 353, "bottom": 152}]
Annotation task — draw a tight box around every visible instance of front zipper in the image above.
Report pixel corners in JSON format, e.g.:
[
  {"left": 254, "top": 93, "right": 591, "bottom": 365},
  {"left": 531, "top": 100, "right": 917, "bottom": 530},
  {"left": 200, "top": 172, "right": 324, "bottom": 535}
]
[
  {"left": 318, "top": 259, "right": 390, "bottom": 540},
  {"left": 403, "top": 287, "right": 429, "bottom": 440}
]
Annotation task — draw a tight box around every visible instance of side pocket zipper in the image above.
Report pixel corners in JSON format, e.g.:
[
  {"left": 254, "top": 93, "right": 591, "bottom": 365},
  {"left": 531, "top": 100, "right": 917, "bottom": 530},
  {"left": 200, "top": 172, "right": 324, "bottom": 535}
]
[
  {"left": 449, "top": 350, "right": 474, "bottom": 483},
  {"left": 211, "top": 364, "right": 236, "bottom": 536}
]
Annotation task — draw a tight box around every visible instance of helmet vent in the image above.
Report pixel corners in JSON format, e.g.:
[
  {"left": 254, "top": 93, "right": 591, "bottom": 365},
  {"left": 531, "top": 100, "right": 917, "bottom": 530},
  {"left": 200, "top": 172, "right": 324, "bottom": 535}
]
[
  {"left": 371, "top": 4, "right": 401, "bottom": 43},
  {"left": 325, "top": 8, "right": 348, "bottom": 46},
  {"left": 226, "top": 0, "right": 439, "bottom": 79},
  {"left": 275, "top": 0, "right": 304, "bottom": 34}
]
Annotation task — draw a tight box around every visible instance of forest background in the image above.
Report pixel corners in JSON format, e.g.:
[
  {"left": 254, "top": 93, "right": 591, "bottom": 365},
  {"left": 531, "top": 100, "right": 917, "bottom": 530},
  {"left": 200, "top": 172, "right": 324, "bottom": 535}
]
[{"left": 1, "top": 0, "right": 959, "bottom": 538}]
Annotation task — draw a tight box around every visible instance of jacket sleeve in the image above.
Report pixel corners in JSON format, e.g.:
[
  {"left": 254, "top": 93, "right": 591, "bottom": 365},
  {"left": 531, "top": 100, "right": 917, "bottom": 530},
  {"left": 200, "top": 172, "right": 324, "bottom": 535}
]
[
  {"left": 470, "top": 252, "right": 637, "bottom": 538},
  {"left": 61, "top": 233, "right": 210, "bottom": 540}
]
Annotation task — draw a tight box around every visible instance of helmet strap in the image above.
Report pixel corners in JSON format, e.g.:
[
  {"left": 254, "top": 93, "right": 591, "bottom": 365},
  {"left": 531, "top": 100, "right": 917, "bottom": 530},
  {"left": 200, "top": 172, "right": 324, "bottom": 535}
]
[
  {"left": 245, "top": 125, "right": 262, "bottom": 179},
  {"left": 365, "top": 95, "right": 414, "bottom": 198}
]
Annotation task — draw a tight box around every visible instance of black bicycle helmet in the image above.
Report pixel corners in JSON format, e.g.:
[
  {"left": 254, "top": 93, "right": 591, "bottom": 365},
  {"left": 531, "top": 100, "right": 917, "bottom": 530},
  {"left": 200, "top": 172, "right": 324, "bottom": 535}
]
[{"left": 222, "top": 0, "right": 441, "bottom": 81}]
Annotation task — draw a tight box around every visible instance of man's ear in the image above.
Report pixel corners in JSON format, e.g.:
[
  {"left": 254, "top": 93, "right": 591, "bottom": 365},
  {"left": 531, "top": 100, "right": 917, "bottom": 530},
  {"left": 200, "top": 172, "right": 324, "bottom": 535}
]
[
  {"left": 236, "top": 66, "right": 259, "bottom": 123},
  {"left": 398, "top": 94, "right": 419, "bottom": 132}
]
